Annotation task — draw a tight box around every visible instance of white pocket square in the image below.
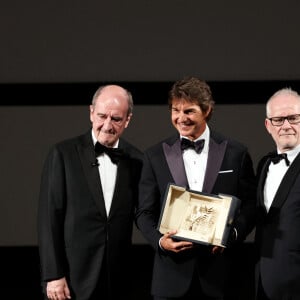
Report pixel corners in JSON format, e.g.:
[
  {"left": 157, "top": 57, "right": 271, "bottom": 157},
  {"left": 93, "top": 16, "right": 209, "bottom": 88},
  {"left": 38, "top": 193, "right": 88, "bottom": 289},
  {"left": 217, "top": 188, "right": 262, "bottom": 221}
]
[{"left": 218, "top": 170, "right": 233, "bottom": 174}]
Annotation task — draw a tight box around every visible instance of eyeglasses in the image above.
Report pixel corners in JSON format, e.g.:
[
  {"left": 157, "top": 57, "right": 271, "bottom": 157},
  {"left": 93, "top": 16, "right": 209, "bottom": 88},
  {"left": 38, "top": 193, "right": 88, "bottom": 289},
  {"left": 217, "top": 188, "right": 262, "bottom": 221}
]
[{"left": 268, "top": 114, "right": 300, "bottom": 126}]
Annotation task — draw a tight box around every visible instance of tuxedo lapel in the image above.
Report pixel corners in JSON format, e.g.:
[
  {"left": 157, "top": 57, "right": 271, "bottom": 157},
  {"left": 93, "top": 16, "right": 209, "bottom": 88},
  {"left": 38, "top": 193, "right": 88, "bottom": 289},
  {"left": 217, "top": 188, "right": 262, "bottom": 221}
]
[
  {"left": 163, "top": 135, "right": 228, "bottom": 191},
  {"left": 163, "top": 138, "right": 188, "bottom": 187},
  {"left": 202, "top": 138, "right": 227, "bottom": 193},
  {"left": 269, "top": 152, "right": 300, "bottom": 216},
  {"left": 109, "top": 158, "right": 130, "bottom": 216},
  {"left": 256, "top": 157, "right": 270, "bottom": 215},
  {"left": 77, "top": 133, "right": 107, "bottom": 219}
]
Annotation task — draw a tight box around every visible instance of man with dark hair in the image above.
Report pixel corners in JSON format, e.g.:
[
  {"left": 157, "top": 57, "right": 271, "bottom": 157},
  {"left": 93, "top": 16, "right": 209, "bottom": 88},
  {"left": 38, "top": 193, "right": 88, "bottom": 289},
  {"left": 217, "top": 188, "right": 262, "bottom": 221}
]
[{"left": 136, "top": 77, "right": 256, "bottom": 300}]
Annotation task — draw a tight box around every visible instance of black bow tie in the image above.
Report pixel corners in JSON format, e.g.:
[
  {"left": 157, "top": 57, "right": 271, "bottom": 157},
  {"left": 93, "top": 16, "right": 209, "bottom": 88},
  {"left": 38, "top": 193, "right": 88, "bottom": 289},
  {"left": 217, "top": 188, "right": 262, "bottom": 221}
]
[
  {"left": 181, "top": 138, "right": 205, "bottom": 154},
  {"left": 269, "top": 152, "right": 290, "bottom": 166},
  {"left": 94, "top": 142, "right": 124, "bottom": 164}
]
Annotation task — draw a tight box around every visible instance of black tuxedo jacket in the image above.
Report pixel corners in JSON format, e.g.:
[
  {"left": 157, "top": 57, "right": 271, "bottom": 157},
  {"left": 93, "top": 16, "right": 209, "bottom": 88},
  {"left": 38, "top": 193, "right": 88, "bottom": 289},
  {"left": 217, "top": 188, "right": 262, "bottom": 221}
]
[
  {"left": 255, "top": 152, "right": 300, "bottom": 300},
  {"left": 136, "top": 131, "right": 256, "bottom": 298},
  {"left": 38, "top": 130, "right": 143, "bottom": 299}
]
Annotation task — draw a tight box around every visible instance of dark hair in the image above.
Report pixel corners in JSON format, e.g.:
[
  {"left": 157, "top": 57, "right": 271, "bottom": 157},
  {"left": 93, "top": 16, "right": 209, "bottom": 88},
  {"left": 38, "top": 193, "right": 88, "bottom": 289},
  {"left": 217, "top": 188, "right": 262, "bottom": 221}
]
[{"left": 168, "top": 77, "right": 215, "bottom": 121}]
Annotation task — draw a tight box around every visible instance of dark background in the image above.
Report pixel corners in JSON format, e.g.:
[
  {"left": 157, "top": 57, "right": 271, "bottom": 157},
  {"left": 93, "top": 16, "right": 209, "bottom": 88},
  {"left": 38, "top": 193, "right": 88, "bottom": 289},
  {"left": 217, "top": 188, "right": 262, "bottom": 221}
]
[
  {"left": 1, "top": 1, "right": 300, "bottom": 83},
  {"left": 1, "top": 1, "right": 300, "bottom": 298}
]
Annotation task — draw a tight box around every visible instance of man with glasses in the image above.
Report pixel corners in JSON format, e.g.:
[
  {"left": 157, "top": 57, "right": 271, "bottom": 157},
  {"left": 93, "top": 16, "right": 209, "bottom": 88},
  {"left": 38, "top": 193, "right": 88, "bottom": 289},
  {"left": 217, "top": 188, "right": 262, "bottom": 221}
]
[{"left": 255, "top": 88, "right": 300, "bottom": 300}]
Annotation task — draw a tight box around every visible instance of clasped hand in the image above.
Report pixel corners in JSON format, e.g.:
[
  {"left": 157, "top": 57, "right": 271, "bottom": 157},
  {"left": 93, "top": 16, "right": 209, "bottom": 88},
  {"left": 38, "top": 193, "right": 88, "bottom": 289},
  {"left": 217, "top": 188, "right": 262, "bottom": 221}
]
[
  {"left": 160, "top": 230, "right": 224, "bottom": 254},
  {"left": 46, "top": 277, "right": 71, "bottom": 300}
]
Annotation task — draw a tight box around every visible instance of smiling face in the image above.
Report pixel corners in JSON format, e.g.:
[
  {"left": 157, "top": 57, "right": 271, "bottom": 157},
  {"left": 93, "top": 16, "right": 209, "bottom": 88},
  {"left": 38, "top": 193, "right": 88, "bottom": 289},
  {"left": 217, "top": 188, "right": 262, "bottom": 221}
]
[
  {"left": 90, "top": 85, "right": 131, "bottom": 147},
  {"left": 171, "top": 98, "right": 211, "bottom": 140},
  {"left": 265, "top": 91, "right": 300, "bottom": 152}
]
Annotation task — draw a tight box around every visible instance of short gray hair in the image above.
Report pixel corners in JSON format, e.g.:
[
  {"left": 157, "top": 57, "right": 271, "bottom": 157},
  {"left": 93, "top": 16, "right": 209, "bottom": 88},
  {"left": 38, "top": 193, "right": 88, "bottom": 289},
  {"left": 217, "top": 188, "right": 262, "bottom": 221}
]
[{"left": 266, "top": 87, "right": 300, "bottom": 117}]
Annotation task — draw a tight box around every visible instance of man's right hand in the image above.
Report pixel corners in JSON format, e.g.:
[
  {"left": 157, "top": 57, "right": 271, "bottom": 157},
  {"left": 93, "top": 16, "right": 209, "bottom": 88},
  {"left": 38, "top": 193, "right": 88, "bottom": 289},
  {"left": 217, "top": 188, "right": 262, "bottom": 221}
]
[
  {"left": 46, "top": 277, "right": 71, "bottom": 300},
  {"left": 160, "top": 230, "right": 194, "bottom": 253}
]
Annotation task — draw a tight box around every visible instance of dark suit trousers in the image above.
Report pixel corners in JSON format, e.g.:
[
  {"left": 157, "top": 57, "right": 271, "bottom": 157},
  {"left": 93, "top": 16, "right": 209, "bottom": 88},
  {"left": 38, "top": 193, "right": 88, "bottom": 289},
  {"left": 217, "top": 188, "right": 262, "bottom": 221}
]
[
  {"left": 256, "top": 277, "right": 270, "bottom": 300},
  {"left": 153, "top": 270, "right": 223, "bottom": 300}
]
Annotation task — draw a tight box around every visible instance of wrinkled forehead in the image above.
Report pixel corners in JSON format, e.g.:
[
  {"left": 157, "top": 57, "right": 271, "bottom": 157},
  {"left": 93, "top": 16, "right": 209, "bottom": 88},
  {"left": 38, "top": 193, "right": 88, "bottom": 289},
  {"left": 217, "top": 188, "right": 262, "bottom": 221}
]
[
  {"left": 91, "top": 100, "right": 128, "bottom": 121},
  {"left": 171, "top": 97, "right": 199, "bottom": 108}
]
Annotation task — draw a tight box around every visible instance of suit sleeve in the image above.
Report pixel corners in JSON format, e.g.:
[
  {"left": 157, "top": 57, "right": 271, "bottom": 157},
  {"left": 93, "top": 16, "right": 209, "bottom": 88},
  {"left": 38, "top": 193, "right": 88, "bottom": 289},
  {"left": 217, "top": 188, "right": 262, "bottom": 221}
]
[
  {"left": 234, "top": 150, "right": 257, "bottom": 242},
  {"left": 38, "top": 146, "right": 68, "bottom": 282},
  {"left": 135, "top": 151, "right": 163, "bottom": 250}
]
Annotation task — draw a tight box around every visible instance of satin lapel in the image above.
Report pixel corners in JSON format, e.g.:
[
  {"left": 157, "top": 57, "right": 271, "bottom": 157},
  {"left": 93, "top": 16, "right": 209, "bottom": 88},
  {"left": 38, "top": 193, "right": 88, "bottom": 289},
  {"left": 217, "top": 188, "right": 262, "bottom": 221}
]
[
  {"left": 163, "top": 139, "right": 188, "bottom": 187},
  {"left": 269, "top": 152, "right": 300, "bottom": 216},
  {"left": 109, "top": 158, "right": 129, "bottom": 217},
  {"left": 202, "top": 138, "right": 227, "bottom": 193},
  {"left": 257, "top": 158, "right": 270, "bottom": 214},
  {"left": 77, "top": 136, "right": 107, "bottom": 219}
]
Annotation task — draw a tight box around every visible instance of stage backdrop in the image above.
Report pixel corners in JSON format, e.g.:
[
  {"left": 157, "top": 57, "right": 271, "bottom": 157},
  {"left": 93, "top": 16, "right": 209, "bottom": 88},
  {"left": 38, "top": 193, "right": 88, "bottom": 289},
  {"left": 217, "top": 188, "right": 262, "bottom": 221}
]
[
  {"left": 1, "top": 1, "right": 300, "bottom": 83},
  {"left": 0, "top": 103, "right": 272, "bottom": 246},
  {"left": 1, "top": 0, "right": 300, "bottom": 246}
]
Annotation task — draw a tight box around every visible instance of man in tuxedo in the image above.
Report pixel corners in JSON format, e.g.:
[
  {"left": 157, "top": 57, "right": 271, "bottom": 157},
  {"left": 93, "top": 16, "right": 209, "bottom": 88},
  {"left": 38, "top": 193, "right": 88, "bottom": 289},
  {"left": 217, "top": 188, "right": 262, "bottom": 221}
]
[
  {"left": 255, "top": 88, "right": 300, "bottom": 300},
  {"left": 38, "top": 85, "right": 143, "bottom": 300},
  {"left": 136, "top": 77, "right": 256, "bottom": 300}
]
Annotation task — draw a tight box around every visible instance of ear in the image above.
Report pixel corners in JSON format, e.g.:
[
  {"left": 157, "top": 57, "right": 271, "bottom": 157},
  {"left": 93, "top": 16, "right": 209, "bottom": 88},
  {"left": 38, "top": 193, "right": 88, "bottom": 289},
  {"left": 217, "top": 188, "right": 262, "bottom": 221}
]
[
  {"left": 265, "top": 118, "right": 272, "bottom": 134},
  {"left": 124, "top": 113, "right": 132, "bottom": 128},
  {"left": 89, "top": 105, "right": 94, "bottom": 123},
  {"left": 204, "top": 106, "right": 212, "bottom": 119}
]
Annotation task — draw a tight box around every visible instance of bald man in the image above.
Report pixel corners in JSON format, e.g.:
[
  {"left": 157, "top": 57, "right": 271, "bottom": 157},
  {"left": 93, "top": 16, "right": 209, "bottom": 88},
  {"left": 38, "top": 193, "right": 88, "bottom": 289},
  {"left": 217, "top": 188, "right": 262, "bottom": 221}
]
[{"left": 38, "top": 85, "right": 143, "bottom": 300}]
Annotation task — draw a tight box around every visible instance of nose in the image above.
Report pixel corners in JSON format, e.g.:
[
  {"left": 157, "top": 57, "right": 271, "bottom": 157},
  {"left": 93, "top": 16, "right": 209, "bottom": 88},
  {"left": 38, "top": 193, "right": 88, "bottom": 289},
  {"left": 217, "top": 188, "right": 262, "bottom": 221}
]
[
  {"left": 177, "top": 112, "right": 187, "bottom": 122},
  {"left": 282, "top": 118, "right": 292, "bottom": 128},
  {"left": 102, "top": 116, "right": 113, "bottom": 128}
]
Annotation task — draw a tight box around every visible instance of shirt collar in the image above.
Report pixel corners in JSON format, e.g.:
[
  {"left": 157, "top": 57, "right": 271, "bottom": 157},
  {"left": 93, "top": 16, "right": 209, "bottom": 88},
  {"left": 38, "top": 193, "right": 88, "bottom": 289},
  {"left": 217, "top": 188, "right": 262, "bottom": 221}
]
[
  {"left": 180, "top": 126, "right": 210, "bottom": 153},
  {"left": 91, "top": 129, "right": 119, "bottom": 148},
  {"left": 278, "top": 144, "right": 300, "bottom": 165}
]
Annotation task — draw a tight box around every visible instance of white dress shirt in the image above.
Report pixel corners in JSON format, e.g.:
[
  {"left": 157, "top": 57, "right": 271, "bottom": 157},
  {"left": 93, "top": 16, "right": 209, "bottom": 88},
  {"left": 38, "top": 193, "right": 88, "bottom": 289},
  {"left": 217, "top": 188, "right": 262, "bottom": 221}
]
[
  {"left": 182, "top": 126, "right": 210, "bottom": 192},
  {"left": 264, "top": 145, "right": 300, "bottom": 212},
  {"left": 92, "top": 131, "right": 118, "bottom": 216}
]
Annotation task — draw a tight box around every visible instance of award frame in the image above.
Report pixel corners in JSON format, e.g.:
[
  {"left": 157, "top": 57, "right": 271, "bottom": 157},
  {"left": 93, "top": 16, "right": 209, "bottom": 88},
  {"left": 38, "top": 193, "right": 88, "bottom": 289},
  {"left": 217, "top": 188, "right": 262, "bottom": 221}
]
[{"left": 157, "top": 184, "right": 240, "bottom": 247}]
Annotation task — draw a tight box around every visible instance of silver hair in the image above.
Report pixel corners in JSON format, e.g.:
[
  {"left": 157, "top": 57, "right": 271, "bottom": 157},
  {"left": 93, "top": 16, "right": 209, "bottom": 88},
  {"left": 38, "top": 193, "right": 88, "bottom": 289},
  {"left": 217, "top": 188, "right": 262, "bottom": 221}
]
[{"left": 266, "top": 87, "right": 300, "bottom": 117}]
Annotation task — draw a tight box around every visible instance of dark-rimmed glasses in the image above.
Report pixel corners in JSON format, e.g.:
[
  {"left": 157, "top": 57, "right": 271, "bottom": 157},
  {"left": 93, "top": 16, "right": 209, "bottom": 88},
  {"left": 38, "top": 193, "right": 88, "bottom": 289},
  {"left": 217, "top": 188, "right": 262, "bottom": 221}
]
[{"left": 268, "top": 114, "right": 300, "bottom": 126}]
